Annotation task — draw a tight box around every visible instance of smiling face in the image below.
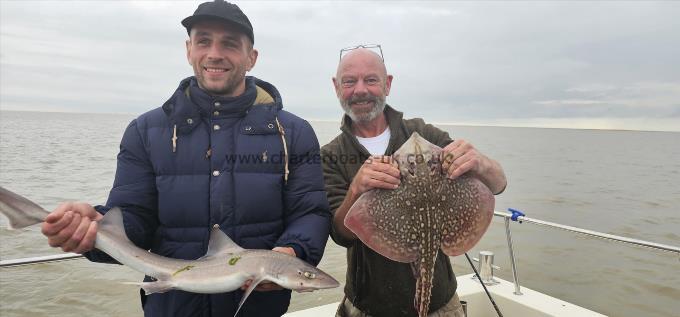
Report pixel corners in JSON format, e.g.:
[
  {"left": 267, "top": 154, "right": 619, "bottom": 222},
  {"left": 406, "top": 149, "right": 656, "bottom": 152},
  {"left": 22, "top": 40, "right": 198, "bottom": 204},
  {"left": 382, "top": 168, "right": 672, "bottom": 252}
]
[
  {"left": 186, "top": 20, "right": 258, "bottom": 97},
  {"left": 333, "top": 49, "right": 393, "bottom": 123}
]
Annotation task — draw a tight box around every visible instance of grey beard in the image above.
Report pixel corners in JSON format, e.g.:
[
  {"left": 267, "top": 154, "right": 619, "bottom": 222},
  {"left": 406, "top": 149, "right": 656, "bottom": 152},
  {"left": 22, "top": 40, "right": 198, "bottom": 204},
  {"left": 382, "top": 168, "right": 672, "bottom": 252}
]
[{"left": 340, "top": 96, "right": 386, "bottom": 123}]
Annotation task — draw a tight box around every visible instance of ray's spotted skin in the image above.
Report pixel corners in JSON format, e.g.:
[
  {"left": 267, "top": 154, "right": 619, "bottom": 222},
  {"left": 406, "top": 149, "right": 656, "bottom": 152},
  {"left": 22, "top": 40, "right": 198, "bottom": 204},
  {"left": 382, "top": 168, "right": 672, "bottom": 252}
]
[{"left": 345, "top": 132, "right": 495, "bottom": 317}]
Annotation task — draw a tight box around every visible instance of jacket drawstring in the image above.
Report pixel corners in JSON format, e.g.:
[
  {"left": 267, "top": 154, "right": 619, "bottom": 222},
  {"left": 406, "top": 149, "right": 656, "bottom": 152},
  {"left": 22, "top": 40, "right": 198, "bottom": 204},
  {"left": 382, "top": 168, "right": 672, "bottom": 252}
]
[
  {"left": 172, "top": 124, "right": 178, "bottom": 153},
  {"left": 275, "top": 117, "right": 289, "bottom": 185}
]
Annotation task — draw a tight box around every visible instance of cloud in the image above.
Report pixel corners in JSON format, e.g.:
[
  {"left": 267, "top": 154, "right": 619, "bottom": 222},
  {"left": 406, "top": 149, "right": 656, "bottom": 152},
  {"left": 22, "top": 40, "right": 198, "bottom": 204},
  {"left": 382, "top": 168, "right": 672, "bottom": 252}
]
[
  {"left": 375, "top": 6, "right": 457, "bottom": 17},
  {"left": 535, "top": 100, "right": 606, "bottom": 106},
  {"left": 1, "top": 1, "right": 679, "bottom": 131}
]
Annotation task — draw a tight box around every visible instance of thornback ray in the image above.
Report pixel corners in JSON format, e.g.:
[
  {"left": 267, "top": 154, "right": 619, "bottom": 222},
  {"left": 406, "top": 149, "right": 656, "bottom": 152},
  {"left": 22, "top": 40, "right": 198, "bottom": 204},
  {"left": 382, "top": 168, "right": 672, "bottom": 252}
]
[
  {"left": 0, "top": 186, "right": 340, "bottom": 317},
  {"left": 344, "top": 132, "right": 495, "bottom": 317}
]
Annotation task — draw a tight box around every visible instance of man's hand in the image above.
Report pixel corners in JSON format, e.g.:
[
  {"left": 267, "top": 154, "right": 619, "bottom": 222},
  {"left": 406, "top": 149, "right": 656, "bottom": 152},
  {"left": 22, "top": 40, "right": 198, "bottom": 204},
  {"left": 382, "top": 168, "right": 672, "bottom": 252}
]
[
  {"left": 332, "top": 156, "right": 401, "bottom": 241},
  {"left": 240, "top": 247, "right": 296, "bottom": 292},
  {"left": 440, "top": 139, "right": 507, "bottom": 194},
  {"left": 41, "top": 202, "right": 102, "bottom": 254},
  {"left": 348, "top": 156, "right": 401, "bottom": 198},
  {"left": 271, "top": 246, "right": 296, "bottom": 257},
  {"left": 441, "top": 139, "right": 486, "bottom": 180}
]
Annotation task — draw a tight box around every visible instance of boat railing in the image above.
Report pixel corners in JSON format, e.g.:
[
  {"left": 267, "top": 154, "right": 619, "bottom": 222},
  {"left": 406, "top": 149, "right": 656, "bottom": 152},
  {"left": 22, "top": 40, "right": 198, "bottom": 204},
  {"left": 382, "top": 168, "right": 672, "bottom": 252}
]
[
  {"left": 493, "top": 208, "right": 680, "bottom": 296},
  {"left": 2, "top": 209, "right": 679, "bottom": 299},
  {"left": 0, "top": 252, "right": 82, "bottom": 268}
]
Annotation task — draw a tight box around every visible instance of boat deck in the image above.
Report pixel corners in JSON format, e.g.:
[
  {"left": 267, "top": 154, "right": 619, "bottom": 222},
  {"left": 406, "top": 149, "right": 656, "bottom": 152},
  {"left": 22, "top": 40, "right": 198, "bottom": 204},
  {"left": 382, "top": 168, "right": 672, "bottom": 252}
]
[{"left": 284, "top": 273, "right": 606, "bottom": 316}]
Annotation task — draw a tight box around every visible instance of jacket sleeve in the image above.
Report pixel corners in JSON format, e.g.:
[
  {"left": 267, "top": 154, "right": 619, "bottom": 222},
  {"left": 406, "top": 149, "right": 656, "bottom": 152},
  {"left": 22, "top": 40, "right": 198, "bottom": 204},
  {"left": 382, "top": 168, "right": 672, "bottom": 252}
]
[
  {"left": 320, "top": 147, "right": 355, "bottom": 248},
  {"left": 275, "top": 120, "right": 331, "bottom": 266},
  {"left": 84, "top": 119, "right": 159, "bottom": 263}
]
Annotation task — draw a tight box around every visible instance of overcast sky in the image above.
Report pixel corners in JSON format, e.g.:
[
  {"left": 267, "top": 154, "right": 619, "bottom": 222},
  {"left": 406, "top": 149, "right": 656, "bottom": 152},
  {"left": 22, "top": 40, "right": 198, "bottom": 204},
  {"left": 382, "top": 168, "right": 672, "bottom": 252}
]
[{"left": 1, "top": 1, "right": 679, "bottom": 131}]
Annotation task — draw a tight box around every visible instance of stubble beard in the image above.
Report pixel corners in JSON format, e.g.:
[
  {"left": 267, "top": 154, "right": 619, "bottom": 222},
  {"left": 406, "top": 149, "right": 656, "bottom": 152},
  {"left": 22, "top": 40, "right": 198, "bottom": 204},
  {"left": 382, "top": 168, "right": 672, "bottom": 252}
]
[{"left": 194, "top": 63, "right": 247, "bottom": 97}]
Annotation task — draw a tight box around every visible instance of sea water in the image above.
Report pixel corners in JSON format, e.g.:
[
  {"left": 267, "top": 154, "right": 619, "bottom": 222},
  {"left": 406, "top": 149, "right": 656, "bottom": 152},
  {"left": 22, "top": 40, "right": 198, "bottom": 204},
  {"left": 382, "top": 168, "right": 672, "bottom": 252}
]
[{"left": 1, "top": 111, "right": 678, "bottom": 317}]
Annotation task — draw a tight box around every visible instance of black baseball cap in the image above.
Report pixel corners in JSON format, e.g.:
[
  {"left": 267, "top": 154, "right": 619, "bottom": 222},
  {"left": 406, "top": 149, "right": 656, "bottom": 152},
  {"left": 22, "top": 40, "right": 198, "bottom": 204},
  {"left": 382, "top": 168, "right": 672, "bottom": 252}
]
[{"left": 181, "top": 0, "right": 254, "bottom": 44}]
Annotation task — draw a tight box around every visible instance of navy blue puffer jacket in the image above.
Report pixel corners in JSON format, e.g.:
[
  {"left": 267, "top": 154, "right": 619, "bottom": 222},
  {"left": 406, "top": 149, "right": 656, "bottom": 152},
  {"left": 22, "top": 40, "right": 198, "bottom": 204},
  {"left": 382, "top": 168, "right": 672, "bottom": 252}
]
[{"left": 86, "top": 76, "right": 331, "bottom": 317}]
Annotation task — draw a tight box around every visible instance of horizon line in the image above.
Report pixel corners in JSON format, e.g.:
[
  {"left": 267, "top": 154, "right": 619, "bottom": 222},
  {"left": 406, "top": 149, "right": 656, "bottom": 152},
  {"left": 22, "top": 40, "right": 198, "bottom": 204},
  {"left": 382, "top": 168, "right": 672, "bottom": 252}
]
[{"left": 1, "top": 109, "right": 677, "bottom": 133}]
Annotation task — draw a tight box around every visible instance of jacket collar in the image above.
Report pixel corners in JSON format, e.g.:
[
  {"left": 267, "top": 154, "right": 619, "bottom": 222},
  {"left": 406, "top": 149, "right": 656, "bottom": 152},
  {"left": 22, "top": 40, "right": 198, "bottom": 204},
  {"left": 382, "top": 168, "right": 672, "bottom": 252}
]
[
  {"left": 188, "top": 77, "right": 256, "bottom": 117},
  {"left": 162, "top": 76, "right": 283, "bottom": 135}
]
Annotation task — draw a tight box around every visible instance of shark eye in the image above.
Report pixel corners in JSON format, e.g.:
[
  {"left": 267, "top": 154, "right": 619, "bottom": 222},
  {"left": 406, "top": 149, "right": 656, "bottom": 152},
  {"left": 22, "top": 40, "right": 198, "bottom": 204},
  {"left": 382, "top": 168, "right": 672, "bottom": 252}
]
[{"left": 303, "top": 271, "right": 316, "bottom": 279}]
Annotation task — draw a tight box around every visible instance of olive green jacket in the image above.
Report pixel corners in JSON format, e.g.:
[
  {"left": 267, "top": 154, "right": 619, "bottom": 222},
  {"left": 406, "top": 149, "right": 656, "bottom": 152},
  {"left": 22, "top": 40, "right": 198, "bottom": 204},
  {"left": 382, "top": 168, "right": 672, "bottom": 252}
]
[{"left": 321, "top": 105, "right": 456, "bottom": 317}]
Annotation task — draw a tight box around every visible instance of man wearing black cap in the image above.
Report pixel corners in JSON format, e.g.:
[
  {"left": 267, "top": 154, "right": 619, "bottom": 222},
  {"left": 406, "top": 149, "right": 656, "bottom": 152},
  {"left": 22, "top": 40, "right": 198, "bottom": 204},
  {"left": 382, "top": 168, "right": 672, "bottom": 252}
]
[
  {"left": 40, "top": 1, "right": 332, "bottom": 316},
  {"left": 181, "top": 0, "right": 257, "bottom": 98}
]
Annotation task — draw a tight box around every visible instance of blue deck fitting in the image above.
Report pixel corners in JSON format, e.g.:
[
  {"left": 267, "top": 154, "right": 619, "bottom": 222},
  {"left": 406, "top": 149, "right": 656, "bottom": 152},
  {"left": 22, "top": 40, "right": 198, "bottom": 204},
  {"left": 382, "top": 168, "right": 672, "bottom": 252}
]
[{"left": 508, "top": 208, "right": 526, "bottom": 223}]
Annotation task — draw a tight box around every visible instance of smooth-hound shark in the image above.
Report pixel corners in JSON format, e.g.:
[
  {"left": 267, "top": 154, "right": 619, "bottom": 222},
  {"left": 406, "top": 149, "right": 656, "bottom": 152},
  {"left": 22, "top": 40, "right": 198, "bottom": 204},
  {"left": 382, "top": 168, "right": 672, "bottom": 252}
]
[{"left": 0, "top": 186, "right": 339, "bottom": 316}]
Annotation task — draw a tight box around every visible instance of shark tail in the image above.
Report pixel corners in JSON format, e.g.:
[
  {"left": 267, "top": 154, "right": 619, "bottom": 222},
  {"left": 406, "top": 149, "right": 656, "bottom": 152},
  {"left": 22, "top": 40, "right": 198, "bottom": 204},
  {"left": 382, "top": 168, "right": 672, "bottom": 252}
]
[{"left": 0, "top": 186, "right": 50, "bottom": 229}]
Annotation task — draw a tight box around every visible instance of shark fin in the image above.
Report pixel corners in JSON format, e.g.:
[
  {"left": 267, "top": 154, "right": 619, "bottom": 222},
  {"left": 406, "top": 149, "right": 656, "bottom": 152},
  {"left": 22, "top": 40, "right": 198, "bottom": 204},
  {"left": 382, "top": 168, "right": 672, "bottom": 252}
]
[
  {"left": 233, "top": 277, "right": 265, "bottom": 317},
  {"left": 199, "top": 226, "right": 245, "bottom": 260},
  {"left": 139, "top": 280, "right": 176, "bottom": 295}
]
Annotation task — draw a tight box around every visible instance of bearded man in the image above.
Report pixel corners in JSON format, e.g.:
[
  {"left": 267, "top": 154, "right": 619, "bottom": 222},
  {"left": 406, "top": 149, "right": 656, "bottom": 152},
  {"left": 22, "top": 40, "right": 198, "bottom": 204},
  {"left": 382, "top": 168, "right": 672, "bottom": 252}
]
[{"left": 321, "top": 46, "right": 507, "bottom": 317}]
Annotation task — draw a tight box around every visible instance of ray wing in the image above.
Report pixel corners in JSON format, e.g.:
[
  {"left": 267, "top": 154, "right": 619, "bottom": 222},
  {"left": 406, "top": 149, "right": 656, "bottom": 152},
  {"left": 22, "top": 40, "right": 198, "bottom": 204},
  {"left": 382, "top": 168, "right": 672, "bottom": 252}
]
[
  {"left": 439, "top": 176, "right": 495, "bottom": 256},
  {"left": 345, "top": 187, "right": 421, "bottom": 263}
]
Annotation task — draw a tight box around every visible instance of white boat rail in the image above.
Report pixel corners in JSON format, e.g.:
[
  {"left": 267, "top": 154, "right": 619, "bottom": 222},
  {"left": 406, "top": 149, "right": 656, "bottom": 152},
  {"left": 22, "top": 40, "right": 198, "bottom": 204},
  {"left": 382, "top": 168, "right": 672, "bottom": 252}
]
[
  {"left": 494, "top": 208, "right": 679, "bottom": 296},
  {"left": 498, "top": 208, "right": 680, "bottom": 253},
  {"left": 0, "top": 252, "right": 82, "bottom": 267}
]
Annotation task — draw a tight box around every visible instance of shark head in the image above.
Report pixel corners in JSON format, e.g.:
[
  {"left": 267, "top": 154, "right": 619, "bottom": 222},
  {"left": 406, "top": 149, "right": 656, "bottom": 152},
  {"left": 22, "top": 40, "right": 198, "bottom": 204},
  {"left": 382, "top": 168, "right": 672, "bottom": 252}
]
[
  {"left": 267, "top": 256, "right": 340, "bottom": 292},
  {"left": 231, "top": 251, "right": 340, "bottom": 317}
]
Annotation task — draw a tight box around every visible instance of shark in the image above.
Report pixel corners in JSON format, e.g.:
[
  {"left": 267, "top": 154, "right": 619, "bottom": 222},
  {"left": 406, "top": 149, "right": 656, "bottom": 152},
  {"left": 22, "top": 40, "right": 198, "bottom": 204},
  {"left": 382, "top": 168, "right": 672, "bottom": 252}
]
[
  {"left": 0, "top": 186, "right": 339, "bottom": 316},
  {"left": 345, "top": 132, "right": 495, "bottom": 317}
]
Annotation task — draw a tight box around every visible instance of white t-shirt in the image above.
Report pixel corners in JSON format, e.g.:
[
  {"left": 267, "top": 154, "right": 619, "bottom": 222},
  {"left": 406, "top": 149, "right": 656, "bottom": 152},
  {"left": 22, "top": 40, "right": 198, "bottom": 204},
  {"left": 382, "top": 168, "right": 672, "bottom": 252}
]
[{"left": 356, "top": 127, "right": 391, "bottom": 156}]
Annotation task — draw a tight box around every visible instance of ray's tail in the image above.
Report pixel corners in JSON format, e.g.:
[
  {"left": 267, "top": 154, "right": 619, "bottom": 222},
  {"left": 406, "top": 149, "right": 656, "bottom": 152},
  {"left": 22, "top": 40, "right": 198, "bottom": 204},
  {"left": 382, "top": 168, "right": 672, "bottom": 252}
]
[
  {"left": 0, "top": 186, "right": 49, "bottom": 229},
  {"left": 411, "top": 255, "right": 436, "bottom": 317}
]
